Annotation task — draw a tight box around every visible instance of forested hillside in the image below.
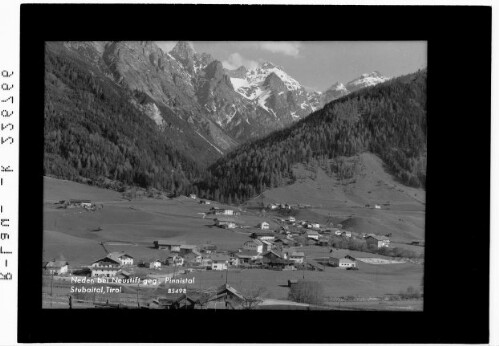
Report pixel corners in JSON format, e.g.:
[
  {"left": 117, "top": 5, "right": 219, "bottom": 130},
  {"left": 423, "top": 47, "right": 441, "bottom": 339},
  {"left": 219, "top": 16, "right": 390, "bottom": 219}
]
[
  {"left": 44, "top": 49, "right": 205, "bottom": 194},
  {"left": 192, "top": 70, "right": 427, "bottom": 203}
]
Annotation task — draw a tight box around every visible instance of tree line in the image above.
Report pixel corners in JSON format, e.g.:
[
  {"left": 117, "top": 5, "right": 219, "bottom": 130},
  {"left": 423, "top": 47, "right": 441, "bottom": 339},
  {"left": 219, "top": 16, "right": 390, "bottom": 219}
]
[
  {"left": 191, "top": 70, "right": 427, "bottom": 203},
  {"left": 44, "top": 50, "right": 204, "bottom": 194}
]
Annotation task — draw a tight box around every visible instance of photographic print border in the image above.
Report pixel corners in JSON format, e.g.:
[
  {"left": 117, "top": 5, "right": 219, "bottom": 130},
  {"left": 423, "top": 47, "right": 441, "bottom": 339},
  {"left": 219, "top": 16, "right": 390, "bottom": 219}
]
[{"left": 19, "top": 4, "right": 490, "bottom": 343}]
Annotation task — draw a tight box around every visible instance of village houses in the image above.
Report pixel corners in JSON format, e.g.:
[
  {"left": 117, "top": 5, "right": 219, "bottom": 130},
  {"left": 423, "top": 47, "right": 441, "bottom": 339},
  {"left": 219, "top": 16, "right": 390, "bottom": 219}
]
[
  {"left": 243, "top": 239, "right": 264, "bottom": 253},
  {"left": 306, "top": 230, "right": 320, "bottom": 240},
  {"left": 201, "top": 243, "right": 217, "bottom": 254},
  {"left": 43, "top": 260, "right": 69, "bottom": 275},
  {"left": 365, "top": 235, "right": 390, "bottom": 248},
  {"left": 235, "top": 250, "right": 261, "bottom": 264},
  {"left": 211, "top": 254, "right": 229, "bottom": 271},
  {"left": 286, "top": 251, "right": 305, "bottom": 264},
  {"left": 154, "top": 239, "right": 184, "bottom": 252},
  {"left": 183, "top": 251, "right": 203, "bottom": 265},
  {"left": 258, "top": 221, "right": 270, "bottom": 230},
  {"left": 90, "top": 256, "right": 121, "bottom": 277},
  {"left": 201, "top": 257, "right": 213, "bottom": 268},
  {"left": 149, "top": 260, "right": 162, "bottom": 269},
  {"left": 215, "top": 217, "right": 238, "bottom": 229},
  {"left": 261, "top": 239, "right": 274, "bottom": 252},
  {"left": 107, "top": 252, "right": 134, "bottom": 266},
  {"left": 211, "top": 207, "right": 235, "bottom": 216},
  {"left": 166, "top": 254, "right": 184, "bottom": 266},
  {"left": 251, "top": 231, "right": 275, "bottom": 241},
  {"left": 179, "top": 244, "right": 198, "bottom": 256},
  {"left": 329, "top": 256, "right": 358, "bottom": 269},
  {"left": 267, "top": 203, "right": 278, "bottom": 210}
]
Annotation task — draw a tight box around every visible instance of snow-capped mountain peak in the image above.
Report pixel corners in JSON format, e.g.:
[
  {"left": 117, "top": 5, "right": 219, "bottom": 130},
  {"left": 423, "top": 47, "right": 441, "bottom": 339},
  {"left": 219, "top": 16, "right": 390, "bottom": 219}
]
[
  {"left": 322, "top": 71, "right": 390, "bottom": 104},
  {"left": 329, "top": 82, "right": 348, "bottom": 92},
  {"left": 228, "top": 61, "right": 302, "bottom": 102},
  {"left": 224, "top": 61, "right": 319, "bottom": 124},
  {"left": 346, "top": 71, "right": 391, "bottom": 92}
]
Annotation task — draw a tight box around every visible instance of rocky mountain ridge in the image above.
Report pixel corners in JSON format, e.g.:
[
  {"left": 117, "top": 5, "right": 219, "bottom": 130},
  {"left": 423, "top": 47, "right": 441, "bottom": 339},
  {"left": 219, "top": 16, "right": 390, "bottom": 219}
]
[{"left": 49, "top": 41, "right": 392, "bottom": 157}]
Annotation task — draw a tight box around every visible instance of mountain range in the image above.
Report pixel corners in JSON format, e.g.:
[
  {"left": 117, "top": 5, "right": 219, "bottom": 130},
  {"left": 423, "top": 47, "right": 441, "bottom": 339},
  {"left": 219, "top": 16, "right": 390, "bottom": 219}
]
[
  {"left": 47, "top": 41, "right": 390, "bottom": 151},
  {"left": 44, "top": 40, "right": 405, "bottom": 196},
  {"left": 194, "top": 69, "right": 427, "bottom": 203}
]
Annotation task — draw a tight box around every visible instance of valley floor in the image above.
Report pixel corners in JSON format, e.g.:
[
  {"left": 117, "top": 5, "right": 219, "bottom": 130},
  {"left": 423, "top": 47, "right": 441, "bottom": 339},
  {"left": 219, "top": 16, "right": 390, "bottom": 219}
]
[{"left": 42, "top": 153, "right": 425, "bottom": 310}]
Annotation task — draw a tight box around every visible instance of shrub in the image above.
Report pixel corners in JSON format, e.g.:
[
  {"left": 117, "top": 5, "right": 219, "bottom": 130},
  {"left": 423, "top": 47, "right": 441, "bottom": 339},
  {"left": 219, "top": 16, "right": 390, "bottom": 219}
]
[{"left": 288, "top": 280, "right": 324, "bottom": 305}]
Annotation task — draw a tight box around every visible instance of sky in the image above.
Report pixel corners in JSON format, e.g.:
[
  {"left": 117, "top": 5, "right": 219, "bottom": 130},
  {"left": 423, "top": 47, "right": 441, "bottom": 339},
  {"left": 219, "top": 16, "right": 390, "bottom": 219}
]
[{"left": 156, "top": 41, "right": 427, "bottom": 92}]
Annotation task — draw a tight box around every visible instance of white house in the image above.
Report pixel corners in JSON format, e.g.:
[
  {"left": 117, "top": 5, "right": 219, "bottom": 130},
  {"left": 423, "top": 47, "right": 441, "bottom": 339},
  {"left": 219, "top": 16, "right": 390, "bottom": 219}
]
[
  {"left": 215, "top": 217, "right": 238, "bottom": 229},
  {"left": 91, "top": 266, "right": 119, "bottom": 277},
  {"left": 178, "top": 244, "right": 197, "bottom": 254},
  {"left": 329, "top": 256, "right": 357, "bottom": 268},
  {"left": 149, "top": 260, "right": 162, "bottom": 269},
  {"left": 107, "top": 252, "right": 134, "bottom": 266},
  {"left": 311, "top": 223, "right": 320, "bottom": 229},
  {"left": 91, "top": 256, "right": 121, "bottom": 268},
  {"left": 154, "top": 239, "right": 184, "bottom": 252},
  {"left": 213, "top": 208, "right": 234, "bottom": 216},
  {"left": 211, "top": 254, "right": 229, "bottom": 271},
  {"left": 166, "top": 255, "right": 184, "bottom": 266},
  {"left": 201, "top": 257, "right": 213, "bottom": 268},
  {"left": 236, "top": 250, "right": 261, "bottom": 264},
  {"left": 374, "top": 204, "right": 381, "bottom": 209},
  {"left": 251, "top": 231, "right": 275, "bottom": 242},
  {"left": 189, "top": 194, "right": 197, "bottom": 199},
  {"left": 306, "top": 230, "right": 320, "bottom": 240},
  {"left": 43, "top": 260, "right": 69, "bottom": 275},
  {"left": 243, "top": 239, "right": 264, "bottom": 253},
  {"left": 288, "top": 216, "right": 296, "bottom": 223},
  {"left": 261, "top": 240, "right": 274, "bottom": 252},
  {"left": 91, "top": 257, "right": 121, "bottom": 277},
  {"left": 268, "top": 203, "right": 278, "bottom": 210},
  {"left": 287, "top": 252, "right": 305, "bottom": 264},
  {"left": 258, "top": 221, "right": 270, "bottom": 230},
  {"left": 341, "top": 231, "right": 352, "bottom": 238},
  {"left": 365, "top": 235, "right": 390, "bottom": 248},
  {"left": 258, "top": 235, "right": 275, "bottom": 242},
  {"left": 183, "top": 251, "right": 203, "bottom": 265}
]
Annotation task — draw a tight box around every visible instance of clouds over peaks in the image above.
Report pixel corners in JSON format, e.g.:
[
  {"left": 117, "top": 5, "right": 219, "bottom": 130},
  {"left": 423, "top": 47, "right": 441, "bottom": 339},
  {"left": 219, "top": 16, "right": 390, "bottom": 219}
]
[{"left": 222, "top": 52, "right": 259, "bottom": 70}]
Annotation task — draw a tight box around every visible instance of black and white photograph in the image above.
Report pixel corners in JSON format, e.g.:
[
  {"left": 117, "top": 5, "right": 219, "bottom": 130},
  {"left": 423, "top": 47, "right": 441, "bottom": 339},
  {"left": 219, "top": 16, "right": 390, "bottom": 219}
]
[
  {"left": 10, "top": 3, "right": 491, "bottom": 344},
  {"left": 42, "top": 40, "right": 427, "bottom": 311}
]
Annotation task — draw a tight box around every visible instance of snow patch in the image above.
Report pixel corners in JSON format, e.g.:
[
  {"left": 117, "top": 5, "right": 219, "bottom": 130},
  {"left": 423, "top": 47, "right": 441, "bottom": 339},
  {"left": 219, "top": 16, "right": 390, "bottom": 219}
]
[
  {"left": 230, "top": 77, "right": 250, "bottom": 91},
  {"left": 257, "top": 90, "right": 272, "bottom": 113}
]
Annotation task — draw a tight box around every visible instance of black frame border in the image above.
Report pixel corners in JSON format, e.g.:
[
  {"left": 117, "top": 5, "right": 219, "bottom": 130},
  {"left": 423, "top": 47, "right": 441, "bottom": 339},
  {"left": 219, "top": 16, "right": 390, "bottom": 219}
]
[{"left": 19, "top": 4, "right": 491, "bottom": 344}]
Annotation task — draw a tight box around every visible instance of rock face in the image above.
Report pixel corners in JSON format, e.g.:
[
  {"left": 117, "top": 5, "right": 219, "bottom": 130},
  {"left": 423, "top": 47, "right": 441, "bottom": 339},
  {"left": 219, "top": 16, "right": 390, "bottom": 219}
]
[
  {"left": 322, "top": 82, "right": 349, "bottom": 104},
  {"left": 49, "top": 41, "right": 392, "bottom": 158},
  {"left": 226, "top": 61, "right": 323, "bottom": 128}
]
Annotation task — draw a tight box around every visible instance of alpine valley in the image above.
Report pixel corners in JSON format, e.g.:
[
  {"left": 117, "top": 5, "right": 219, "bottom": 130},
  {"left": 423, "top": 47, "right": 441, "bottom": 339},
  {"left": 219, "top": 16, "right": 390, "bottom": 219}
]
[{"left": 44, "top": 40, "right": 423, "bottom": 200}]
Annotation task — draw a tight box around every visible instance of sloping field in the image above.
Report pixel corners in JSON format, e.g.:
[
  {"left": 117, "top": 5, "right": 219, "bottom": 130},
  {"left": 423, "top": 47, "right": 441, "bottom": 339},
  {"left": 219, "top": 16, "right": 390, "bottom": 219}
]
[
  {"left": 172, "top": 260, "right": 423, "bottom": 300},
  {"left": 44, "top": 178, "right": 263, "bottom": 265},
  {"left": 44, "top": 176, "right": 123, "bottom": 202},
  {"left": 250, "top": 153, "right": 425, "bottom": 242}
]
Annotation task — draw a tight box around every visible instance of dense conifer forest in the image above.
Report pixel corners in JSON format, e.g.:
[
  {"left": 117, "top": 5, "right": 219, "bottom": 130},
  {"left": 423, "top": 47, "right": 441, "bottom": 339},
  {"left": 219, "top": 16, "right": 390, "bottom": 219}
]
[
  {"left": 44, "top": 50, "right": 204, "bottom": 194},
  {"left": 192, "top": 70, "right": 427, "bottom": 203}
]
